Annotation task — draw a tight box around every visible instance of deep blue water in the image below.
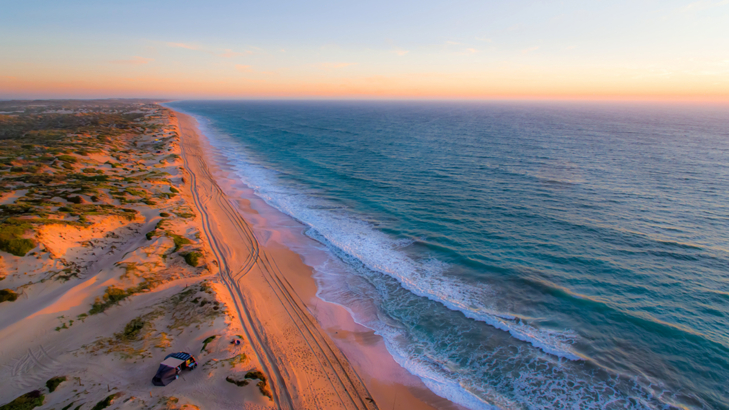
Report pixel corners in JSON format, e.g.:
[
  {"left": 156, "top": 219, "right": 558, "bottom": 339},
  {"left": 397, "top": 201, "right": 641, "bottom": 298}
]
[{"left": 167, "top": 101, "right": 729, "bottom": 409}]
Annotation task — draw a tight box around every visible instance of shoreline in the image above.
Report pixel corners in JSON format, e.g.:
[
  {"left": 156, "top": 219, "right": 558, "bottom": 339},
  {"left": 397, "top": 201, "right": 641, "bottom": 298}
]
[{"left": 173, "top": 109, "right": 462, "bottom": 410}]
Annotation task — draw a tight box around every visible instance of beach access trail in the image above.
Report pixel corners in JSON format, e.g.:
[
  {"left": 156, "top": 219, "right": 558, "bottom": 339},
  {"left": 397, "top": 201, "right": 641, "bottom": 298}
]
[{"left": 175, "top": 111, "right": 378, "bottom": 410}]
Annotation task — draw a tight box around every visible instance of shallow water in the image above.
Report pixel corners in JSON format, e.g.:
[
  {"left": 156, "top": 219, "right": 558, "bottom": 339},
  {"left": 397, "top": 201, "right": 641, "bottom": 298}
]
[{"left": 167, "top": 101, "right": 729, "bottom": 409}]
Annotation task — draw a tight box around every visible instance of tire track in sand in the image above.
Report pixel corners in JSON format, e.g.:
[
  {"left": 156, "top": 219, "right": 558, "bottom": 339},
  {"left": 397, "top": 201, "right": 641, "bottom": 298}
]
[{"left": 176, "top": 113, "right": 377, "bottom": 410}]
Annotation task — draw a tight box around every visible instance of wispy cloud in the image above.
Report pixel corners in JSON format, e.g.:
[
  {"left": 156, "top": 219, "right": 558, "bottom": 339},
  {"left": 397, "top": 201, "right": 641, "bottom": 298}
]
[
  {"left": 220, "top": 49, "right": 253, "bottom": 58},
  {"left": 522, "top": 46, "right": 539, "bottom": 54},
  {"left": 393, "top": 49, "right": 409, "bottom": 56},
  {"left": 110, "top": 56, "right": 153, "bottom": 65},
  {"left": 317, "top": 62, "right": 357, "bottom": 70},
  {"left": 167, "top": 42, "right": 198, "bottom": 50}
]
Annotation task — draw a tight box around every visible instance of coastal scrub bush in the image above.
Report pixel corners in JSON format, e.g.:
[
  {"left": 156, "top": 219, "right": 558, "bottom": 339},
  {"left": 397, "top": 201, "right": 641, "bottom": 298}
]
[
  {"left": 118, "top": 317, "right": 145, "bottom": 341},
  {"left": 169, "top": 186, "right": 179, "bottom": 193},
  {"left": 168, "top": 233, "right": 191, "bottom": 252},
  {"left": 244, "top": 370, "right": 266, "bottom": 382},
  {"left": 0, "top": 289, "right": 19, "bottom": 303},
  {"left": 0, "top": 222, "right": 36, "bottom": 256},
  {"left": 59, "top": 402, "right": 75, "bottom": 410},
  {"left": 225, "top": 376, "right": 249, "bottom": 387},
  {"left": 90, "top": 393, "right": 121, "bottom": 410},
  {"left": 89, "top": 286, "right": 132, "bottom": 315},
  {"left": 159, "top": 212, "right": 170, "bottom": 217},
  {"left": 56, "top": 155, "right": 77, "bottom": 163},
  {"left": 201, "top": 335, "right": 216, "bottom": 352},
  {"left": 244, "top": 370, "right": 272, "bottom": 399},
  {"left": 45, "top": 376, "right": 67, "bottom": 393},
  {"left": 0, "top": 390, "right": 44, "bottom": 410},
  {"left": 66, "top": 196, "right": 83, "bottom": 204},
  {"left": 184, "top": 252, "right": 201, "bottom": 267}
]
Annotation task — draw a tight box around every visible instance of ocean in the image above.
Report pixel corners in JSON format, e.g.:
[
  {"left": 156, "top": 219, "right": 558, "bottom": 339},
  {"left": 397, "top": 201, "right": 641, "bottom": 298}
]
[{"left": 166, "top": 100, "right": 729, "bottom": 409}]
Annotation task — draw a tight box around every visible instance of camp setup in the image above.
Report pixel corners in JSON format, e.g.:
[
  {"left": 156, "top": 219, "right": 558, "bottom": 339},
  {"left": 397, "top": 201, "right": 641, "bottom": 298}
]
[{"left": 151, "top": 352, "right": 198, "bottom": 386}]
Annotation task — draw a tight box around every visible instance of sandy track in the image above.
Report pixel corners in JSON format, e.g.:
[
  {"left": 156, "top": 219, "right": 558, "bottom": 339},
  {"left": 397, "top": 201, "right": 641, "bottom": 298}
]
[{"left": 177, "top": 113, "right": 378, "bottom": 410}]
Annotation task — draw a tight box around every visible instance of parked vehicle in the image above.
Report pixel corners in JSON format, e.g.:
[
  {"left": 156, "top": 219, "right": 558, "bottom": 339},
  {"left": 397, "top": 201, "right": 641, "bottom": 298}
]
[{"left": 152, "top": 352, "right": 198, "bottom": 386}]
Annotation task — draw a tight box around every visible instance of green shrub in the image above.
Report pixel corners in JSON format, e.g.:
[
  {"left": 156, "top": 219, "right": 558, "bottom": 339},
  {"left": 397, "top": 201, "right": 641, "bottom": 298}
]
[
  {"left": 168, "top": 233, "right": 191, "bottom": 252},
  {"left": 45, "top": 376, "right": 67, "bottom": 393},
  {"left": 184, "top": 252, "right": 202, "bottom": 267},
  {"left": 245, "top": 370, "right": 266, "bottom": 382},
  {"left": 10, "top": 167, "right": 23, "bottom": 172},
  {"left": 0, "top": 289, "right": 19, "bottom": 303},
  {"left": 201, "top": 335, "right": 216, "bottom": 352},
  {"left": 169, "top": 186, "right": 179, "bottom": 193},
  {"left": 244, "top": 371, "right": 271, "bottom": 399},
  {"left": 89, "top": 286, "right": 132, "bottom": 315},
  {"left": 75, "top": 174, "right": 108, "bottom": 182},
  {"left": 0, "top": 390, "right": 44, "bottom": 410},
  {"left": 118, "top": 317, "right": 145, "bottom": 341},
  {"left": 1, "top": 239, "right": 36, "bottom": 257},
  {"left": 159, "top": 212, "right": 170, "bottom": 217},
  {"left": 146, "top": 230, "right": 156, "bottom": 240},
  {"left": 0, "top": 223, "right": 36, "bottom": 256},
  {"left": 226, "top": 376, "right": 249, "bottom": 387},
  {"left": 66, "top": 196, "right": 83, "bottom": 204},
  {"left": 56, "top": 155, "right": 77, "bottom": 163},
  {"left": 90, "top": 393, "right": 121, "bottom": 410}
]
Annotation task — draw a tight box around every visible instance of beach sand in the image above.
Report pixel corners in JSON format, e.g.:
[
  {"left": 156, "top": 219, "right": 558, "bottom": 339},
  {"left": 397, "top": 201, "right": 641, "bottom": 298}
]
[
  {"left": 175, "top": 110, "right": 461, "bottom": 410},
  {"left": 0, "top": 102, "right": 460, "bottom": 410},
  {"left": 0, "top": 105, "right": 273, "bottom": 409}
]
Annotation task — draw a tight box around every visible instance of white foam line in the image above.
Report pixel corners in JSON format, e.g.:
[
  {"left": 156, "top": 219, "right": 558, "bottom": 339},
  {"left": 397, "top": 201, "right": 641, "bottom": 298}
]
[{"left": 190, "top": 112, "right": 581, "bottom": 362}]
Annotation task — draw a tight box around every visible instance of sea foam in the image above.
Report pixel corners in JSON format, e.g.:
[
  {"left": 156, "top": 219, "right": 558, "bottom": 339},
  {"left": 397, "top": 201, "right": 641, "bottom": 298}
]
[{"left": 195, "top": 113, "right": 581, "bottom": 362}]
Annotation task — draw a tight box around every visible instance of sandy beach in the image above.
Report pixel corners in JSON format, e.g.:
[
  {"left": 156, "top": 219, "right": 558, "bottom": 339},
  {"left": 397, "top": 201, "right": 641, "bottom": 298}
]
[
  {"left": 174, "top": 110, "right": 461, "bottom": 410},
  {"left": 0, "top": 101, "right": 458, "bottom": 410}
]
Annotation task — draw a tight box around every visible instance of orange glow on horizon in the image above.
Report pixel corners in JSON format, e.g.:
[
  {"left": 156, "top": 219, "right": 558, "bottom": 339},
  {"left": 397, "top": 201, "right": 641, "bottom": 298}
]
[{"left": 2, "top": 71, "right": 728, "bottom": 102}]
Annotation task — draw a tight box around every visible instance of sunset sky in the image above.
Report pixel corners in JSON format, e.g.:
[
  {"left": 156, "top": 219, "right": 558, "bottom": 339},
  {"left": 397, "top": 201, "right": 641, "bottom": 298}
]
[{"left": 2, "top": 0, "right": 729, "bottom": 100}]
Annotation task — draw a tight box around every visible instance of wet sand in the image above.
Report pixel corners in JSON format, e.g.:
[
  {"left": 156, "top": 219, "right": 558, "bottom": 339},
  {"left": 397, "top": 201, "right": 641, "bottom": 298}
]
[{"left": 175, "top": 110, "right": 461, "bottom": 410}]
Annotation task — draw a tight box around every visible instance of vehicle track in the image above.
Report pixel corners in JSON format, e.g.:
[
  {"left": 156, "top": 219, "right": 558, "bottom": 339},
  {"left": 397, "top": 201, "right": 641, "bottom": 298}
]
[{"left": 176, "top": 113, "right": 378, "bottom": 410}]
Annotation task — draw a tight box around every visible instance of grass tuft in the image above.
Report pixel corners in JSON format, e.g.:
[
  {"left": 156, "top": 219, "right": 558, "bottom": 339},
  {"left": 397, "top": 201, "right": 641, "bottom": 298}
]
[
  {"left": 0, "top": 390, "right": 44, "bottom": 410},
  {"left": 184, "top": 252, "right": 202, "bottom": 267},
  {"left": 0, "top": 289, "right": 19, "bottom": 303},
  {"left": 46, "top": 376, "right": 67, "bottom": 393},
  {"left": 118, "top": 317, "right": 145, "bottom": 341},
  {"left": 168, "top": 233, "right": 191, "bottom": 253},
  {"left": 201, "top": 335, "right": 216, "bottom": 352},
  {"left": 89, "top": 286, "right": 132, "bottom": 315},
  {"left": 90, "top": 393, "right": 122, "bottom": 410}
]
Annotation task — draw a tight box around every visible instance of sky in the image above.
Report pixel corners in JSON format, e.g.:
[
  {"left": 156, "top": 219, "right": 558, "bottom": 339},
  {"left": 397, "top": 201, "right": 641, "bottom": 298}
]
[{"left": 1, "top": 0, "right": 729, "bottom": 100}]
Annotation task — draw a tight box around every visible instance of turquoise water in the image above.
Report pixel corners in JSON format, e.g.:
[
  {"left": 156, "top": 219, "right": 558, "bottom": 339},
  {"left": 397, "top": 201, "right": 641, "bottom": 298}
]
[{"left": 168, "top": 101, "right": 729, "bottom": 409}]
